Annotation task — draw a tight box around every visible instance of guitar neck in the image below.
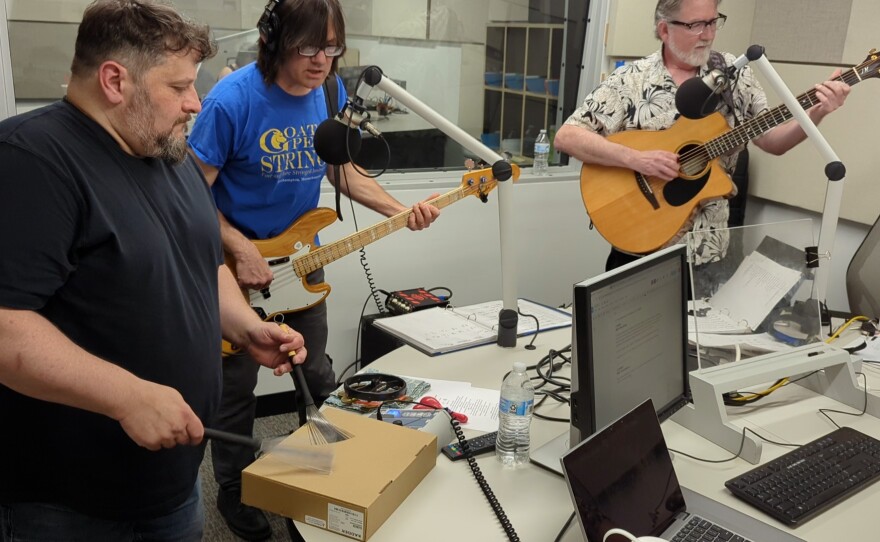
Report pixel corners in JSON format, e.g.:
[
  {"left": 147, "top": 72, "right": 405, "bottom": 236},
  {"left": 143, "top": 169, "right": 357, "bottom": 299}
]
[
  {"left": 294, "top": 184, "right": 471, "bottom": 277},
  {"left": 705, "top": 68, "right": 864, "bottom": 158}
]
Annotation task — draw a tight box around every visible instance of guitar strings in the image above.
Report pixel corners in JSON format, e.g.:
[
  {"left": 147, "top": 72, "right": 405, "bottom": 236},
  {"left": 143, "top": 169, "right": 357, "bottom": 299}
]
[
  {"left": 242, "top": 176, "right": 487, "bottom": 309},
  {"left": 675, "top": 66, "right": 862, "bottom": 176}
]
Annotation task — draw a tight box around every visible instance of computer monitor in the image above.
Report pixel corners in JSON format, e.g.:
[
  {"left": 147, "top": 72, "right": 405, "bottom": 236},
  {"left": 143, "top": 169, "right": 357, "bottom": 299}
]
[
  {"left": 569, "top": 243, "right": 691, "bottom": 445},
  {"left": 530, "top": 244, "right": 691, "bottom": 474}
]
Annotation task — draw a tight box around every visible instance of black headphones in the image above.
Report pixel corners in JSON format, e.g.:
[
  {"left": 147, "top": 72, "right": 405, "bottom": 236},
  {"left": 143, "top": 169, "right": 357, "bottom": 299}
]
[
  {"left": 343, "top": 374, "right": 407, "bottom": 402},
  {"left": 257, "top": 0, "right": 286, "bottom": 54}
]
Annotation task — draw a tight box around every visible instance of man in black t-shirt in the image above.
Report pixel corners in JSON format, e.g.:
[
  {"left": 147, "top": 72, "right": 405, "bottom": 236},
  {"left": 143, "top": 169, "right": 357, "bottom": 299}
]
[{"left": 0, "top": 1, "right": 307, "bottom": 540}]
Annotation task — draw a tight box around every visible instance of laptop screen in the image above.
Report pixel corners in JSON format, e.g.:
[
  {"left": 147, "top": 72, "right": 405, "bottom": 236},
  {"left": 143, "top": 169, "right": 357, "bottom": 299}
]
[{"left": 561, "top": 399, "right": 686, "bottom": 541}]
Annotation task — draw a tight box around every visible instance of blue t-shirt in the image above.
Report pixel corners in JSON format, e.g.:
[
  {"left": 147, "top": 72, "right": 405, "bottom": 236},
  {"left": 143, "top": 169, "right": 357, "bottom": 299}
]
[{"left": 189, "top": 63, "right": 347, "bottom": 240}]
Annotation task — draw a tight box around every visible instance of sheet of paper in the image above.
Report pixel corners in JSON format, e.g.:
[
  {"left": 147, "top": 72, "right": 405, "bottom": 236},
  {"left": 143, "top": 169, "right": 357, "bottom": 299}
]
[
  {"left": 410, "top": 384, "right": 501, "bottom": 433},
  {"left": 688, "top": 331, "right": 793, "bottom": 352},
  {"left": 688, "top": 300, "right": 751, "bottom": 334},
  {"left": 451, "top": 298, "right": 571, "bottom": 335},
  {"left": 708, "top": 251, "right": 802, "bottom": 331}
]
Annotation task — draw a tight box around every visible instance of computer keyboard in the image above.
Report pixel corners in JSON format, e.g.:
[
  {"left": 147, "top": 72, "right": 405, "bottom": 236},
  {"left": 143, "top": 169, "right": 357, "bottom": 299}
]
[
  {"left": 725, "top": 426, "right": 880, "bottom": 525},
  {"left": 670, "top": 515, "right": 752, "bottom": 542}
]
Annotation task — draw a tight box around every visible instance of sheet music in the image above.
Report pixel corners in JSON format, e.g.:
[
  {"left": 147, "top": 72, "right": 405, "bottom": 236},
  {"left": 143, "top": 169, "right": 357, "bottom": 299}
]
[
  {"left": 372, "top": 298, "right": 571, "bottom": 355},
  {"left": 690, "top": 251, "right": 801, "bottom": 334}
]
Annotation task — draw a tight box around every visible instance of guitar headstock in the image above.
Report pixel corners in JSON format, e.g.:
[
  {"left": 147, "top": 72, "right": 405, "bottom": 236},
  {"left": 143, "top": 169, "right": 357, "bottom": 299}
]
[
  {"left": 856, "top": 49, "right": 880, "bottom": 81},
  {"left": 459, "top": 164, "right": 520, "bottom": 201}
]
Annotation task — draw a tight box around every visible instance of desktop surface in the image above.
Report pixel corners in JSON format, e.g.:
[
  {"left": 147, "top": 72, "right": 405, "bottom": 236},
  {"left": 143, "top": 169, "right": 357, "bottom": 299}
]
[{"left": 283, "top": 326, "right": 880, "bottom": 542}]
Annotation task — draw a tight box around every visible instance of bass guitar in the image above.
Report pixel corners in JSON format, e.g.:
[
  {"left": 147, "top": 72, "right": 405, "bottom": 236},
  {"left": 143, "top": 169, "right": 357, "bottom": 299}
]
[
  {"left": 580, "top": 49, "right": 880, "bottom": 255},
  {"left": 225, "top": 165, "right": 517, "bottom": 347}
]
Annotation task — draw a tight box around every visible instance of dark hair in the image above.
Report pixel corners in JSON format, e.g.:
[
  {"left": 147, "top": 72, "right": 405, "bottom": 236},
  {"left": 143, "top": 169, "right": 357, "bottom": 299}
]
[
  {"left": 70, "top": 0, "right": 217, "bottom": 80},
  {"left": 256, "top": 0, "right": 346, "bottom": 85},
  {"left": 654, "top": 0, "right": 721, "bottom": 39}
]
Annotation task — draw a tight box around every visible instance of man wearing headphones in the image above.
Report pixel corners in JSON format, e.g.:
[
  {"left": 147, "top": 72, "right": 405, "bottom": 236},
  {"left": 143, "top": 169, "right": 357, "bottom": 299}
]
[{"left": 188, "top": 0, "right": 440, "bottom": 538}]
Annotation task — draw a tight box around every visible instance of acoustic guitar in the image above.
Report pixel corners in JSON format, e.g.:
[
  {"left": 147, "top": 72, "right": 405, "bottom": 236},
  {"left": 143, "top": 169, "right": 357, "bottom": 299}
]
[
  {"left": 222, "top": 165, "right": 518, "bottom": 354},
  {"left": 580, "top": 49, "right": 880, "bottom": 255}
]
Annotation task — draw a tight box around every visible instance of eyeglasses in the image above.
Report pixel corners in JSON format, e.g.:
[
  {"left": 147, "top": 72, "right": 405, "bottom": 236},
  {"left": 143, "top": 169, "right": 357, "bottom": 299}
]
[
  {"left": 667, "top": 13, "right": 727, "bottom": 35},
  {"left": 297, "top": 45, "right": 346, "bottom": 57}
]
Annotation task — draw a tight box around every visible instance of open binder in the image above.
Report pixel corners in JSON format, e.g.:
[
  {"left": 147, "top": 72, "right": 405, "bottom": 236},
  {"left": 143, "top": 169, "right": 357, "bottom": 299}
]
[{"left": 372, "top": 299, "right": 571, "bottom": 356}]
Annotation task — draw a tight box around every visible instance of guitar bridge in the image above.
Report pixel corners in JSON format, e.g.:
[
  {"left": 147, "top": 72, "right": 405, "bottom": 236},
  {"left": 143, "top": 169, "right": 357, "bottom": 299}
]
[{"left": 635, "top": 172, "right": 660, "bottom": 210}]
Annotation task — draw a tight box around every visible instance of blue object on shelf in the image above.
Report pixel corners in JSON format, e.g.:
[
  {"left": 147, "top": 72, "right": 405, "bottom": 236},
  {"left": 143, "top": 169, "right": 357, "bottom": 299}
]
[
  {"left": 504, "top": 73, "right": 524, "bottom": 90},
  {"left": 484, "top": 72, "right": 502, "bottom": 87},
  {"left": 546, "top": 78, "right": 559, "bottom": 97},
  {"left": 480, "top": 132, "right": 500, "bottom": 148},
  {"left": 525, "top": 75, "right": 545, "bottom": 93}
]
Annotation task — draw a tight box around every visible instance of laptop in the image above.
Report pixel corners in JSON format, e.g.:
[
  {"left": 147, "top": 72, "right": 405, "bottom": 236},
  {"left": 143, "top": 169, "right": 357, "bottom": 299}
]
[{"left": 560, "top": 399, "right": 804, "bottom": 542}]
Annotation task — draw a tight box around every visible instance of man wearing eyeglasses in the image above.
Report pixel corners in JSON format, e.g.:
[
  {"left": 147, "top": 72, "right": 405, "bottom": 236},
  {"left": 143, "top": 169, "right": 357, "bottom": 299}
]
[
  {"left": 187, "top": 0, "right": 440, "bottom": 539},
  {"left": 555, "top": 0, "right": 849, "bottom": 272}
]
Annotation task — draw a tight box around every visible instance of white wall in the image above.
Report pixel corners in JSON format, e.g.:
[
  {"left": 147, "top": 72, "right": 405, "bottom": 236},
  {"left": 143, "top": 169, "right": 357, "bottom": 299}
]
[{"left": 254, "top": 171, "right": 607, "bottom": 395}]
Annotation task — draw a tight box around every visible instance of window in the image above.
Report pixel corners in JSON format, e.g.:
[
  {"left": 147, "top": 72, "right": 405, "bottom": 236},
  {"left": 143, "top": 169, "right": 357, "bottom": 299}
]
[{"left": 3, "top": 0, "right": 588, "bottom": 173}]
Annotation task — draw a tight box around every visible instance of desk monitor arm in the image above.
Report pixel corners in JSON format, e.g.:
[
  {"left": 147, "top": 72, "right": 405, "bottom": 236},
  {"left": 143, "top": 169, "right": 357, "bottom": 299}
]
[
  {"left": 672, "top": 47, "right": 860, "bottom": 464},
  {"left": 357, "top": 66, "right": 520, "bottom": 344}
]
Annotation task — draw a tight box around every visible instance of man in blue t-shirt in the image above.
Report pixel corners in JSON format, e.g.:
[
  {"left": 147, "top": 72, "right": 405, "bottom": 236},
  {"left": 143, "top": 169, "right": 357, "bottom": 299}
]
[{"left": 188, "top": 0, "right": 440, "bottom": 538}]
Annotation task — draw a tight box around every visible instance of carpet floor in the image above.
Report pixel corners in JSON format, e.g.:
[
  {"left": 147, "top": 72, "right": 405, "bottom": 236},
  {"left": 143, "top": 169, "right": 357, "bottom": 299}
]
[{"left": 200, "top": 413, "right": 301, "bottom": 541}]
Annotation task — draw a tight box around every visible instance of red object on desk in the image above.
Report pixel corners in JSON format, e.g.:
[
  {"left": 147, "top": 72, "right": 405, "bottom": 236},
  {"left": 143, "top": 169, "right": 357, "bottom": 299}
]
[{"left": 414, "top": 396, "right": 468, "bottom": 423}]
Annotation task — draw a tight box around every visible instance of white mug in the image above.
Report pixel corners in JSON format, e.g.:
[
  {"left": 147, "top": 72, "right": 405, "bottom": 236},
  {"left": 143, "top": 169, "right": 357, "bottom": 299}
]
[{"left": 602, "top": 527, "right": 667, "bottom": 542}]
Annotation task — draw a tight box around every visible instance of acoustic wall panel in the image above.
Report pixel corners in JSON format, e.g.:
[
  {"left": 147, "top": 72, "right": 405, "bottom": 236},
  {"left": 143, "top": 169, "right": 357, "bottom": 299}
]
[{"left": 750, "top": 0, "right": 852, "bottom": 64}]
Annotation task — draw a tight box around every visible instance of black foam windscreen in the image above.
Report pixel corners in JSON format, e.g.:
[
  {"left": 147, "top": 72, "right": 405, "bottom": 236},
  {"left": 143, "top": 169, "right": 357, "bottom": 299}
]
[
  {"left": 314, "top": 118, "right": 361, "bottom": 165},
  {"left": 675, "top": 76, "right": 720, "bottom": 120}
]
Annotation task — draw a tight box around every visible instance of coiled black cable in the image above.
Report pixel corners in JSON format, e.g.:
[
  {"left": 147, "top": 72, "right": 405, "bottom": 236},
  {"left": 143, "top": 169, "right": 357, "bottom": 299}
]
[
  {"left": 376, "top": 401, "right": 520, "bottom": 541},
  {"left": 449, "top": 417, "right": 520, "bottom": 542}
]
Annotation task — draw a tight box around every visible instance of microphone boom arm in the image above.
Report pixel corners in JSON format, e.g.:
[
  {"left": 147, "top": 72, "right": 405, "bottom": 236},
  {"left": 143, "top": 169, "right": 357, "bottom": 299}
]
[
  {"left": 748, "top": 48, "right": 844, "bottom": 302},
  {"left": 357, "top": 66, "right": 520, "bottom": 335}
]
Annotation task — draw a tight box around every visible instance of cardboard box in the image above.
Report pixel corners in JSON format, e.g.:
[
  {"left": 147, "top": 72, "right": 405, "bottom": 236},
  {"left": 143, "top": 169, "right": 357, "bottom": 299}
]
[{"left": 242, "top": 408, "right": 436, "bottom": 541}]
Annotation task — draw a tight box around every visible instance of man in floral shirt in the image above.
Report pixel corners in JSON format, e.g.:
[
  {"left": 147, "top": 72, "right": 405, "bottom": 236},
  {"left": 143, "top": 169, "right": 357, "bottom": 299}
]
[{"left": 556, "top": 0, "right": 850, "bottom": 271}]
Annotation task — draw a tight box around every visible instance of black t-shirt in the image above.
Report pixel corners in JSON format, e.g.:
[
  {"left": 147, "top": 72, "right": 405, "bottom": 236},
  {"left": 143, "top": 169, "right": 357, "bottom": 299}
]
[{"left": 0, "top": 100, "right": 223, "bottom": 520}]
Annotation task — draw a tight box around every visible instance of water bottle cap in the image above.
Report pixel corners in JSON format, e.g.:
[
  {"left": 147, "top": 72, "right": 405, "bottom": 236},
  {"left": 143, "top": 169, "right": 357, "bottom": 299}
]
[{"left": 512, "top": 361, "right": 527, "bottom": 372}]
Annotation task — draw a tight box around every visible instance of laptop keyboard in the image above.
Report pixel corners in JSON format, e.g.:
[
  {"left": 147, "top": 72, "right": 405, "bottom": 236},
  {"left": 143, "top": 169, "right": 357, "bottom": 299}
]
[
  {"left": 669, "top": 515, "right": 753, "bottom": 542},
  {"left": 724, "top": 426, "right": 880, "bottom": 525}
]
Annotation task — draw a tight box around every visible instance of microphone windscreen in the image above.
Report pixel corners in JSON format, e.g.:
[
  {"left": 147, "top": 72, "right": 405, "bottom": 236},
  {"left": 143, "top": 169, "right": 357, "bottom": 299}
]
[
  {"left": 675, "top": 77, "right": 720, "bottom": 120},
  {"left": 314, "top": 118, "right": 361, "bottom": 165}
]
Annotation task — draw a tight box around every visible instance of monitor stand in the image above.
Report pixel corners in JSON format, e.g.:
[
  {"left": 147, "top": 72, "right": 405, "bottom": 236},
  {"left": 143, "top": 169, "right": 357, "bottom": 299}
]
[
  {"left": 530, "top": 430, "right": 569, "bottom": 475},
  {"left": 672, "top": 342, "right": 863, "bottom": 464}
]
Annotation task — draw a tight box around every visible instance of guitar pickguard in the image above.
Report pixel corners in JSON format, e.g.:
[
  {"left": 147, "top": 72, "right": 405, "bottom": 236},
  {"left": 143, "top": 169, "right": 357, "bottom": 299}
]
[
  {"left": 247, "top": 243, "right": 329, "bottom": 318},
  {"left": 663, "top": 169, "right": 712, "bottom": 207}
]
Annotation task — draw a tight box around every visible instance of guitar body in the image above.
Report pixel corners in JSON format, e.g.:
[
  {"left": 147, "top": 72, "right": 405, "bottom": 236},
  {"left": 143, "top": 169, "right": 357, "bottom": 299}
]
[
  {"left": 581, "top": 112, "right": 735, "bottom": 255},
  {"left": 227, "top": 207, "right": 337, "bottom": 321}
]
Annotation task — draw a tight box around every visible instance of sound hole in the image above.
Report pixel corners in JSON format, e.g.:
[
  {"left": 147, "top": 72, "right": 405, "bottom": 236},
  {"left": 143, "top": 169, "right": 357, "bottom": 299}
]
[{"left": 678, "top": 143, "right": 709, "bottom": 177}]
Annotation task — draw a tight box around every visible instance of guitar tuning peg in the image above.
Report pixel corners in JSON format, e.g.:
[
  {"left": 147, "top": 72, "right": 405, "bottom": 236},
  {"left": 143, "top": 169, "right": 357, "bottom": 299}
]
[{"left": 463, "top": 158, "right": 476, "bottom": 170}]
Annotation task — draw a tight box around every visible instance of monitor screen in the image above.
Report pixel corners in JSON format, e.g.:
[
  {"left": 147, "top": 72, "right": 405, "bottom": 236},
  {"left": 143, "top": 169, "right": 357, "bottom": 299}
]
[{"left": 569, "top": 244, "right": 690, "bottom": 445}]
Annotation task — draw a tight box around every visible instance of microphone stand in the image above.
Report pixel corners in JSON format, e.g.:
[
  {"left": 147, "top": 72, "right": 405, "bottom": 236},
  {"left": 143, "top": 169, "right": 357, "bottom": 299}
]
[
  {"left": 358, "top": 66, "right": 520, "bottom": 347},
  {"left": 748, "top": 50, "right": 845, "bottom": 303}
]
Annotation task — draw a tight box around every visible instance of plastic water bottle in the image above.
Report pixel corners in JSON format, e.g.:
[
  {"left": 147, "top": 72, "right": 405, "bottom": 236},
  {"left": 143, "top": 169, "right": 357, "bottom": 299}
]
[
  {"left": 496, "top": 361, "right": 535, "bottom": 467},
  {"left": 533, "top": 129, "right": 550, "bottom": 176}
]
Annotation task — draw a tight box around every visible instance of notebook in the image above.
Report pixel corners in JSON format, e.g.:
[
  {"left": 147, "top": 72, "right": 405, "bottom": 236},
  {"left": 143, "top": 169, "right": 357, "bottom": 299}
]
[{"left": 560, "top": 399, "right": 804, "bottom": 542}]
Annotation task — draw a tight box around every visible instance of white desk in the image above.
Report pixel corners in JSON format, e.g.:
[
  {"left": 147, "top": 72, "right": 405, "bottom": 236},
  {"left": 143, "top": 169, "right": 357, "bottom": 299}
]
[{"left": 289, "top": 326, "right": 880, "bottom": 541}]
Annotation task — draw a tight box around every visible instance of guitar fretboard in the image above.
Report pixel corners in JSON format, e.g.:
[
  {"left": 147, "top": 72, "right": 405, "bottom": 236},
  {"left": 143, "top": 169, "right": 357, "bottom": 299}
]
[
  {"left": 291, "top": 179, "right": 491, "bottom": 278},
  {"left": 683, "top": 60, "right": 872, "bottom": 171}
]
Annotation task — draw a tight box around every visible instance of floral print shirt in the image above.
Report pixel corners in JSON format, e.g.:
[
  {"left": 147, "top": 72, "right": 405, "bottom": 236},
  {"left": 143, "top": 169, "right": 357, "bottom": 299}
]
[{"left": 566, "top": 48, "right": 769, "bottom": 264}]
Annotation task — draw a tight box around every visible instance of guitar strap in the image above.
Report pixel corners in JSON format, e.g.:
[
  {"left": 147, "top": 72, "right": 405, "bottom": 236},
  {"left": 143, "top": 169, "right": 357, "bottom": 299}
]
[
  {"left": 708, "top": 50, "right": 741, "bottom": 129},
  {"left": 322, "top": 76, "right": 344, "bottom": 221}
]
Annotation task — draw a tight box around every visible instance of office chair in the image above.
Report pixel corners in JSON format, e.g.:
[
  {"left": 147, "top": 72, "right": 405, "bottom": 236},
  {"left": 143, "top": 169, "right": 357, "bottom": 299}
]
[{"left": 846, "top": 212, "right": 880, "bottom": 320}]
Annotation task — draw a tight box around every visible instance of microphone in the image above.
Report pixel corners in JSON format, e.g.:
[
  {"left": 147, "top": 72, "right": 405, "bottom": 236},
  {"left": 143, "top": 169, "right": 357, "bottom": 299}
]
[
  {"left": 675, "top": 53, "right": 752, "bottom": 119},
  {"left": 313, "top": 75, "right": 384, "bottom": 166},
  {"left": 314, "top": 117, "right": 361, "bottom": 165}
]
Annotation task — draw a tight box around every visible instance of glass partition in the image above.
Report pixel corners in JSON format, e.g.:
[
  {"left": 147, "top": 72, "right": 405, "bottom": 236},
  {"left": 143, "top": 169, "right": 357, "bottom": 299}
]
[
  {"left": 3, "top": 0, "right": 589, "bottom": 174},
  {"left": 687, "top": 219, "right": 822, "bottom": 371}
]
